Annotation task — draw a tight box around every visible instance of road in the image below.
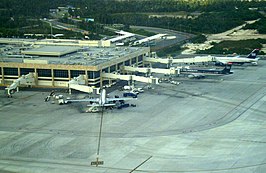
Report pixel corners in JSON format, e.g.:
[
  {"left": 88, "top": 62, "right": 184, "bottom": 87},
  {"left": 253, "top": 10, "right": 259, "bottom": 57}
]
[
  {"left": 131, "top": 26, "right": 194, "bottom": 51},
  {"left": 41, "top": 19, "right": 89, "bottom": 35}
]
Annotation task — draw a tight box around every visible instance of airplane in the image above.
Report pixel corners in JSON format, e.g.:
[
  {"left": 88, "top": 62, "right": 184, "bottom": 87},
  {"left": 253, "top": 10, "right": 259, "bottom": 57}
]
[
  {"left": 181, "top": 65, "right": 232, "bottom": 79},
  {"left": 66, "top": 89, "right": 135, "bottom": 107},
  {"left": 214, "top": 49, "right": 260, "bottom": 66}
]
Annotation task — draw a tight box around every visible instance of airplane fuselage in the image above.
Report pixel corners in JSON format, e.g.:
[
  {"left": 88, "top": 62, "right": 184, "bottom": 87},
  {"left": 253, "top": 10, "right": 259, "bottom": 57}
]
[{"left": 214, "top": 56, "right": 258, "bottom": 65}]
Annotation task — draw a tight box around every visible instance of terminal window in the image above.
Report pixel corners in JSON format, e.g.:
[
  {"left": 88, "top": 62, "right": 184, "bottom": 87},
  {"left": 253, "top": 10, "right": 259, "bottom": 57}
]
[
  {"left": 131, "top": 57, "right": 137, "bottom": 64},
  {"left": 88, "top": 71, "right": 94, "bottom": 79},
  {"left": 94, "top": 71, "right": 100, "bottom": 78},
  {"left": 20, "top": 68, "right": 34, "bottom": 75},
  {"left": 70, "top": 70, "right": 85, "bottom": 78},
  {"left": 118, "top": 62, "right": 123, "bottom": 71},
  {"left": 102, "top": 68, "right": 108, "bottom": 73},
  {"left": 125, "top": 60, "right": 130, "bottom": 66},
  {"left": 3, "top": 67, "right": 18, "bottom": 76},
  {"left": 54, "top": 69, "right": 68, "bottom": 78},
  {"left": 87, "top": 71, "right": 101, "bottom": 79},
  {"left": 37, "top": 69, "right": 52, "bottom": 77},
  {"left": 110, "top": 65, "right": 116, "bottom": 72},
  {"left": 138, "top": 55, "right": 143, "bottom": 62}
]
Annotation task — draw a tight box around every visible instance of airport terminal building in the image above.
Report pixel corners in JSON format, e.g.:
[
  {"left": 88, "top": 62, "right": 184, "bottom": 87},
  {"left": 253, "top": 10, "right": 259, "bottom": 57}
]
[{"left": 0, "top": 38, "right": 149, "bottom": 88}]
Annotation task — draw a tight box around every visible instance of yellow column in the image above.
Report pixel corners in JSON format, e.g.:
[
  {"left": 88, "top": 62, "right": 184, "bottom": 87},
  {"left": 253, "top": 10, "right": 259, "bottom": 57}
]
[
  {"left": 1, "top": 67, "right": 4, "bottom": 85},
  {"left": 34, "top": 68, "right": 38, "bottom": 86},
  {"left": 51, "top": 69, "right": 54, "bottom": 87},
  {"left": 85, "top": 70, "right": 88, "bottom": 86},
  {"left": 18, "top": 67, "right": 21, "bottom": 77},
  {"left": 68, "top": 70, "right": 71, "bottom": 80}
]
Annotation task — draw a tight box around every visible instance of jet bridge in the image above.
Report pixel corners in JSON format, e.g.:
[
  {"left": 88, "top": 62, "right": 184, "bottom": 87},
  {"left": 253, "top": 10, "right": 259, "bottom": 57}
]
[
  {"left": 122, "top": 66, "right": 181, "bottom": 76},
  {"left": 144, "top": 55, "right": 215, "bottom": 67},
  {"left": 102, "top": 73, "right": 159, "bottom": 85},
  {"left": 5, "top": 72, "right": 36, "bottom": 97},
  {"left": 68, "top": 75, "right": 100, "bottom": 94}
]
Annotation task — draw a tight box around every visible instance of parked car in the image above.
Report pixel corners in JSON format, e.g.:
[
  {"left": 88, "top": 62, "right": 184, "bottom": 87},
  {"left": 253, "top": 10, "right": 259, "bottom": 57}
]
[
  {"left": 123, "top": 92, "right": 137, "bottom": 98},
  {"left": 117, "top": 103, "right": 130, "bottom": 109}
]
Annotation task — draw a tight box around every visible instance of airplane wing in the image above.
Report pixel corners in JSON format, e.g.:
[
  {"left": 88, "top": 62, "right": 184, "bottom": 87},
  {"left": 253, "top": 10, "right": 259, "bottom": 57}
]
[
  {"left": 86, "top": 103, "right": 116, "bottom": 107},
  {"left": 66, "top": 98, "right": 99, "bottom": 103},
  {"left": 106, "top": 97, "right": 136, "bottom": 102},
  {"left": 188, "top": 73, "right": 205, "bottom": 79}
]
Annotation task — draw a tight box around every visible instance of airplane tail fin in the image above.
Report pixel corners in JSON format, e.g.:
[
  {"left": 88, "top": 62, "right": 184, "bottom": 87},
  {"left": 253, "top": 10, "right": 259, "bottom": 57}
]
[
  {"left": 246, "top": 49, "right": 260, "bottom": 59},
  {"left": 221, "top": 65, "right": 233, "bottom": 74}
]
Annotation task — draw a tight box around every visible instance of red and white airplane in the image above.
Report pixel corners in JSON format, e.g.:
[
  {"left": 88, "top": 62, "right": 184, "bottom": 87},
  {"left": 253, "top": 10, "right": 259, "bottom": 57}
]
[{"left": 214, "top": 49, "right": 260, "bottom": 66}]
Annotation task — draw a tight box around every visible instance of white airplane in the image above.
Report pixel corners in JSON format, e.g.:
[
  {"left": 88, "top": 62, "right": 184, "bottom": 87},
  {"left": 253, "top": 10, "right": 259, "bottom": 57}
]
[
  {"left": 214, "top": 49, "right": 260, "bottom": 66},
  {"left": 66, "top": 89, "right": 135, "bottom": 107}
]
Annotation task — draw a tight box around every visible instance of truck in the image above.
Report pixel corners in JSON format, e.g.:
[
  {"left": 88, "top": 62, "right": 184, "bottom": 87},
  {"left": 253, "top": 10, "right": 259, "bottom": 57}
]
[
  {"left": 123, "top": 85, "right": 133, "bottom": 90},
  {"left": 86, "top": 106, "right": 99, "bottom": 113},
  {"left": 123, "top": 86, "right": 144, "bottom": 93}
]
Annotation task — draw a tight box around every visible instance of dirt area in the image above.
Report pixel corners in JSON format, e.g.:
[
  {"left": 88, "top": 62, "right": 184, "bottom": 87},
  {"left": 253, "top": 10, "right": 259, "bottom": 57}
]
[{"left": 181, "top": 19, "right": 266, "bottom": 54}]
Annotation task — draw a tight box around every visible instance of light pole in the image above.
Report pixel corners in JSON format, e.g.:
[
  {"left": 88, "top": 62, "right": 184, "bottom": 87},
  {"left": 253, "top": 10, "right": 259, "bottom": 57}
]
[{"left": 91, "top": 108, "right": 104, "bottom": 167}]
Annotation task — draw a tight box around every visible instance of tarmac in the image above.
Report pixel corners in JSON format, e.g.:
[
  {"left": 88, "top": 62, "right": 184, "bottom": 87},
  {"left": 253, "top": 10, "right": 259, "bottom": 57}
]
[{"left": 0, "top": 61, "right": 266, "bottom": 173}]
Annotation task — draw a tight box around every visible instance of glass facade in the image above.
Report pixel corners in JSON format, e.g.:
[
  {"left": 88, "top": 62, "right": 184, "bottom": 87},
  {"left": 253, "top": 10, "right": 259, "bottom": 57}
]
[
  {"left": 4, "top": 67, "right": 18, "bottom": 76},
  {"left": 88, "top": 71, "right": 94, "bottom": 79},
  {"left": 54, "top": 69, "right": 68, "bottom": 78},
  {"left": 110, "top": 65, "right": 116, "bottom": 72},
  {"left": 125, "top": 60, "right": 130, "bottom": 66},
  {"left": 118, "top": 62, "right": 123, "bottom": 70},
  {"left": 132, "top": 57, "right": 137, "bottom": 64},
  {"left": 87, "top": 71, "right": 101, "bottom": 79},
  {"left": 70, "top": 70, "right": 85, "bottom": 78},
  {"left": 37, "top": 69, "right": 52, "bottom": 77},
  {"left": 138, "top": 55, "right": 143, "bottom": 62},
  {"left": 94, "top": 71, "right": 100, "bottom": 78},
  {"left": 102, "top": 68, "right": 108, "bottom": 73},
  {"left": 20, "top": 68, "right": 34, "bottom": 75}
]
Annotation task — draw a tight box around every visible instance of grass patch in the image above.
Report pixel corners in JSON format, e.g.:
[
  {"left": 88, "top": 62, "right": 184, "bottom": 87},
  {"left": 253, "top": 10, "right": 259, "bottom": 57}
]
[
  {"left": 244, "top": 18, "right": 266, "bottom": 34},
  {"left": 190, "top": 34, "right": 207, "bottom": 44},
  {"left": 156, "top": 44, "right": 182, "bottom": 57}
]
